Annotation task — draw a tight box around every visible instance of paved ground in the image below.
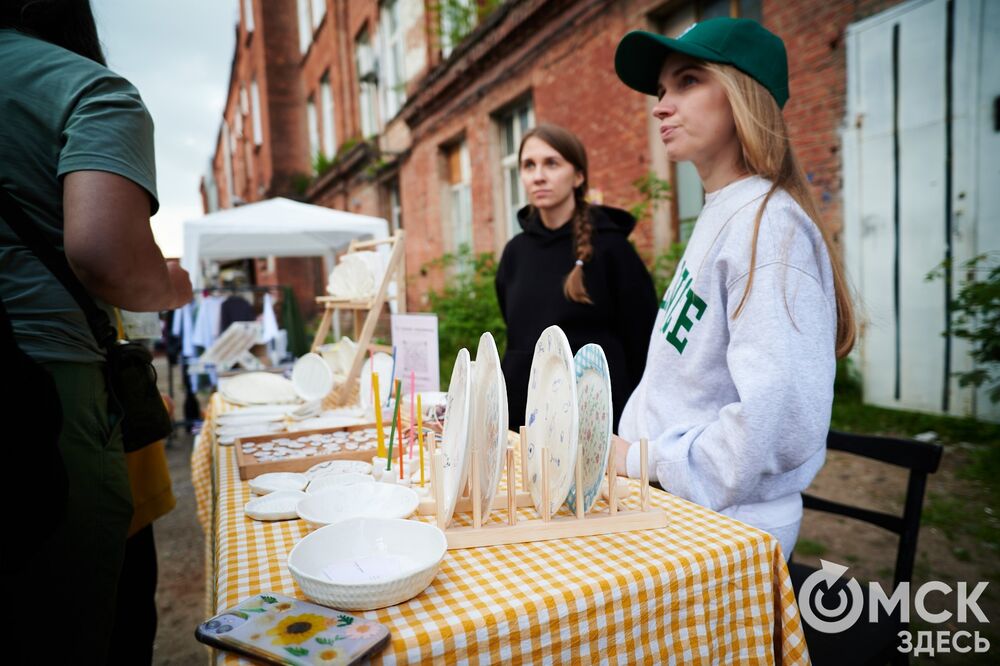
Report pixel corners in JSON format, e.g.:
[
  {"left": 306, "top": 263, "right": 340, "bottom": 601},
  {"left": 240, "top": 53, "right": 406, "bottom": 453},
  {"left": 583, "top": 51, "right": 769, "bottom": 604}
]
[{"left": 152, "top": 359, "right": 208, "bottom": 665}]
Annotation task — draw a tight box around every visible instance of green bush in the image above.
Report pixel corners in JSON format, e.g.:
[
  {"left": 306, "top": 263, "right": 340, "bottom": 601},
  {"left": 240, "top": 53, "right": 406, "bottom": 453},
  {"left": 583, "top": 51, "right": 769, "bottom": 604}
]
[
  {"left": 927, "top": 252, "right": 1000, "bottom": 403},
  {"left": 423, "top": 245, "right": 507, "bottom": 387}
]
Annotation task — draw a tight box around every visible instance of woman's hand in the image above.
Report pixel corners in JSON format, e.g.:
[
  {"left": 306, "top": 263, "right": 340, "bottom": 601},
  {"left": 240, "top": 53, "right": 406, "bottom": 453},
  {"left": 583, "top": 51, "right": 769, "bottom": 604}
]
[{"left": 611, "top": 435, "right": 631, "bottom": 477}]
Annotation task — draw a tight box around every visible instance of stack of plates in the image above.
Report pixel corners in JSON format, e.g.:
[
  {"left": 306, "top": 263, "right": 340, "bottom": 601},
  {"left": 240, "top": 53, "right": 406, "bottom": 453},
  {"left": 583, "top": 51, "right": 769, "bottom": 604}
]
[
  {"left": 219, "top": 372, "right": 299, "bottom": 406},
  {"left": 524, "top": 328, "right": 614, "bottom": 517},
  {"left": 431, "top": 326, "right": 615, "bottom": 526}
]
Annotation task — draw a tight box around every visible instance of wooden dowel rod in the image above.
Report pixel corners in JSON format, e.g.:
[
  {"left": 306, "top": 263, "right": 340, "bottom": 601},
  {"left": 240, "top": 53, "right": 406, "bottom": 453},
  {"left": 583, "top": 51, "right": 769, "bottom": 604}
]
[
  {"left": 575, "top": 436, "right": 585, "bottom": 520},
  {"left": 608, "top": 455, "right": 617, "bottom": 516},
  {"left": 433, "top": 451, "right": 446, "bottom": 529},
  {"left": 518, "top": 426, "right": 528, "bottom": 492},
  {"left": 541, "top": 446, "right": 551, "bottom": 522},
  {"left": 506, "top": 446, "right": 516, "bottom": 526},
  {"left": 472, "top": 439, "right": 482, "bottom": 529},
  {"left": 640, "top": 438, "right": 650, "bottom": 512}
]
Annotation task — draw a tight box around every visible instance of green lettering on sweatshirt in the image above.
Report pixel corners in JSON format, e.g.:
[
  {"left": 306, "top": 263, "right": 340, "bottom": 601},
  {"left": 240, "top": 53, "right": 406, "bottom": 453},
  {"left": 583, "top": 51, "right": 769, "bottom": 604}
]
[{"left": 665, "top": 288, "right": 707, "bottom": 353}]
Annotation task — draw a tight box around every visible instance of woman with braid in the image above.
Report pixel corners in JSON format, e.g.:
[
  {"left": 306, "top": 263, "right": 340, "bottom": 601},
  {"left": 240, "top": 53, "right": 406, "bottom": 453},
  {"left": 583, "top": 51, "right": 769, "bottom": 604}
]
[{"left": 495, "top": 123, "right": 658, "bottom": 431}]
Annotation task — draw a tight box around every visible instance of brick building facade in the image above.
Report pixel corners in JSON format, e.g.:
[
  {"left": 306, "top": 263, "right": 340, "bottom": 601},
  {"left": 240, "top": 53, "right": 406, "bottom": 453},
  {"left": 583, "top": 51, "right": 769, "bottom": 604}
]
[{"left": 202, "top": 0, "right": 907, "bottom": 316}]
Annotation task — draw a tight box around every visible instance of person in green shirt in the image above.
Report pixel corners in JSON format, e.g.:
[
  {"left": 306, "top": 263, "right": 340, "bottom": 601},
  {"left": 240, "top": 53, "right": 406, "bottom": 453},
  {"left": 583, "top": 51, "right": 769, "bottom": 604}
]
[{"left": 0, "top": 1, "right": 192, "bottom": 662}]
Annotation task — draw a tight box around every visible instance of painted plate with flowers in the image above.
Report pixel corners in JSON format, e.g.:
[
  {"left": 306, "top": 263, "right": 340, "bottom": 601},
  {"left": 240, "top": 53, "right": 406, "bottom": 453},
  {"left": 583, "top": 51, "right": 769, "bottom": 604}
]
[
  {"left": 524, "top": 325, "right": 579, "bottom": 517},
  {"left": 565, "top": 344, "right": 613, "bottom": 514}
]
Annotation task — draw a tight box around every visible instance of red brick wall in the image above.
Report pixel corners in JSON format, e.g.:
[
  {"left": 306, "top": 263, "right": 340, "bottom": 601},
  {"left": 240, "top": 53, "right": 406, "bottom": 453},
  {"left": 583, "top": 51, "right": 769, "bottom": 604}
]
[{"left": 765, "top": 0, "right": 904, "bottom": 240}]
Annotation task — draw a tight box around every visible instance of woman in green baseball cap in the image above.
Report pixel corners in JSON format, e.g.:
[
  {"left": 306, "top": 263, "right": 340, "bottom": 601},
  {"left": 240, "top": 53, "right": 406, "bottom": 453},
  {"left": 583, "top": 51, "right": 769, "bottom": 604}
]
[{"left": 610, "top": 18, "right": 855, "bottom": 557}]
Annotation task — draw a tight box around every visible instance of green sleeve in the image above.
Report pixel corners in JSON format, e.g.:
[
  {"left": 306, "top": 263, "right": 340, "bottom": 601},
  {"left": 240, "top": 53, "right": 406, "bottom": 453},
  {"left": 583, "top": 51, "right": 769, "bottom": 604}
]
[{"left": 57, "top": 75, "right": 159, "bottom": 214}]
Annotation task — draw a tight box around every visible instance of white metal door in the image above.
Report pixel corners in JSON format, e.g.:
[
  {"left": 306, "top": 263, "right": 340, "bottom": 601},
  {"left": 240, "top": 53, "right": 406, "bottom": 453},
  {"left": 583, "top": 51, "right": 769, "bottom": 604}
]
[{"left": 843, "top": 0, "right": 999, "bottom": 421}]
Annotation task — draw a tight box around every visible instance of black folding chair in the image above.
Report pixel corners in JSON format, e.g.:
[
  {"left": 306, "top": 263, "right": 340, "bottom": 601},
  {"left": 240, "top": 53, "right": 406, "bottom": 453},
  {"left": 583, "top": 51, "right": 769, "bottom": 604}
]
[{"left": 790, "top": 430, "right": 943, "bottom": 666}]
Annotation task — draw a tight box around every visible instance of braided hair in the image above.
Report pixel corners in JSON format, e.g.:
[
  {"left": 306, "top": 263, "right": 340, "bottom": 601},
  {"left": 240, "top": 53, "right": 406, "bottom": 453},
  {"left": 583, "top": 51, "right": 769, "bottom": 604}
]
[{"left": 518, "top": 123, "right": 595, "bottom": 304}]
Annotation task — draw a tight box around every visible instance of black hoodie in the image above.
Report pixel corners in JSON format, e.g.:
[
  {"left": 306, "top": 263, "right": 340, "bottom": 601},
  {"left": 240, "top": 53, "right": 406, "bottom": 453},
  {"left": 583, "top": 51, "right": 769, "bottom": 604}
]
[{"left": 495, "top": 204, "right": 658, "bottom": 431}]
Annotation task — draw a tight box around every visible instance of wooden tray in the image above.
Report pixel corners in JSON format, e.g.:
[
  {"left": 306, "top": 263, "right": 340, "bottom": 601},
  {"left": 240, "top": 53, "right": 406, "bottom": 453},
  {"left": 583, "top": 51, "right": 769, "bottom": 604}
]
[{"left": 235, "top": 422, "right": 387, "bottom": 480}]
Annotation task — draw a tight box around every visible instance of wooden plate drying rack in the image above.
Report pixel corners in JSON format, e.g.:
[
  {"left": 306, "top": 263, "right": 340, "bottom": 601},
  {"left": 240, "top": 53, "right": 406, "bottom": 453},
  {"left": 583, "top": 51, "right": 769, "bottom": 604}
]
[{"left": 416, "top": 427, "right": 668, "bottom": 550}]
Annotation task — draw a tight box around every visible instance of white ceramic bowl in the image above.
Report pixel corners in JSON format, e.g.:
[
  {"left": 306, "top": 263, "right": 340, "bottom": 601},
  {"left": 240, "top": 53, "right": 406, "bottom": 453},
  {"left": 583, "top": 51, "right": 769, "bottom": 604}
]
[
  {"left": 307, "top": 472, "right": 375, "bottom": 494},
  {"left": 288, "top": 517, "right": 447, "bottom": 610},
  {"left": 296, "top": 483, "right": 419, "bottom": 528}
]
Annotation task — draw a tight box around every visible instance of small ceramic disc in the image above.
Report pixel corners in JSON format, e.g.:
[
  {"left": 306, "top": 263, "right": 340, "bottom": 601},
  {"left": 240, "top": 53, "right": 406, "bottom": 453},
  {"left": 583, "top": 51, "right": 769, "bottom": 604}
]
[{"left": 248, "top": 472, "right": 308, "bottom": 495}]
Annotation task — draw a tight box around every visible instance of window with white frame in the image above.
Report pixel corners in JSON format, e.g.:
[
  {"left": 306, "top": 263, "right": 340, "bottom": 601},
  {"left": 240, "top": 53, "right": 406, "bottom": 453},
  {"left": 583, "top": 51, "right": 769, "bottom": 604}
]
[
  {"left": 497, "top": 99, "right": 534, "bottom": 239},
  {"left": 321, "top": 73, "right": 336, "bottom": 158},
  {"left": 310, "top": 0, "right": 326, "bottom": 30},
  {"left": 250, "top": 78, "right": 263, "bottom": 146},
  {"left": 240, "top": 85, "right": 249, "bottom": 116},
  {"left": 296, "top": 0, "right": 311, "bottom": 53},
  {"left": 386, "top": 180, "right": 402, "bottom": 233},
  {"left": 379, "top": 0, "right": 406, "bottom": 120},
  {"left": 444, "top": 141, "right": 472, "bottom": 252},
  {"left": 307, "top": 95, "right": 320, "bottom": 171},
  {"left": 355, "top": 30, "right": 379, "bottom": 137},
  {"left": 243, "top": 0, "right": 254, "bottom": 33},
  {"left": 222, "top": 122, "right": 234, "bottom": 206}
]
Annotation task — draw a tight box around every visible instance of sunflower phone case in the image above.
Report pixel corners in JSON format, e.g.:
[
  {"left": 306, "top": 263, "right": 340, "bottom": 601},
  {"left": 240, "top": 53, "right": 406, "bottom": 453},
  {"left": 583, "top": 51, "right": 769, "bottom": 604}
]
[{"left": 195, "top": 593, "right": 390, "bottom": 665}]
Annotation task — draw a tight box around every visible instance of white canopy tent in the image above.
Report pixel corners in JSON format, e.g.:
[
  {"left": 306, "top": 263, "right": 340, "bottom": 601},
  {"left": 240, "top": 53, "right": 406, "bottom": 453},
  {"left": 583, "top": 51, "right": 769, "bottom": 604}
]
[{"left": 181, "top": 197, "right": 390, "bottom": 290}]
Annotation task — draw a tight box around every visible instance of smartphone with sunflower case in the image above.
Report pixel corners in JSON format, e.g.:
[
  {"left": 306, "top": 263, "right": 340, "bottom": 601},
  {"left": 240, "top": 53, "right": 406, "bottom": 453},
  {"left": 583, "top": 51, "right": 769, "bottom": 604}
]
[{"left": 195, "top": 593, "right": 390, "bottom": 665}]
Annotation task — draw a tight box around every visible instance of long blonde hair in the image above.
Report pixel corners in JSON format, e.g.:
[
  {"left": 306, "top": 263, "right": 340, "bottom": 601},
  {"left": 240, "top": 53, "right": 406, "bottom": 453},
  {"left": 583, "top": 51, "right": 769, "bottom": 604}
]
[{"left": 703, "top": 62, "right": 855, "bottom": 358}]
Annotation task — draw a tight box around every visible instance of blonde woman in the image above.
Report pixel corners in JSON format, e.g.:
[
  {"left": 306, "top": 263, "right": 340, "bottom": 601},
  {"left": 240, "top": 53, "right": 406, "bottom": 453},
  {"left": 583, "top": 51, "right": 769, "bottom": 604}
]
[{"left": 611, "top": 18, "right": 855, "bottom": 556}]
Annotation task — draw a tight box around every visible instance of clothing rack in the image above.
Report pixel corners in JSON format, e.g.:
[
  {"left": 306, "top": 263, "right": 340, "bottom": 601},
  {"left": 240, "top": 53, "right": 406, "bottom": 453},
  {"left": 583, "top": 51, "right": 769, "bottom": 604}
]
[{"left": 167, "top": 285, "right": 291, "bottom": 434}]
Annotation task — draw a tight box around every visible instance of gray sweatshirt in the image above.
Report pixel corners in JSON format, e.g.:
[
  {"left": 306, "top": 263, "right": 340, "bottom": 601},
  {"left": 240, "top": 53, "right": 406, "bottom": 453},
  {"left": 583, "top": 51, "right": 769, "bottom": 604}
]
[{"left": 619, "top": 175, "right": 837, "bottom": 555}]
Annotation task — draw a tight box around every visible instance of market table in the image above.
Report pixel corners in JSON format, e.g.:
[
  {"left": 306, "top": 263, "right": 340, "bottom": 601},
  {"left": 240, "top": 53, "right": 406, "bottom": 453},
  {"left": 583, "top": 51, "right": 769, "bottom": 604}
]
[{"left": 193, "top": 393, "right": 811, "bottom": 664}]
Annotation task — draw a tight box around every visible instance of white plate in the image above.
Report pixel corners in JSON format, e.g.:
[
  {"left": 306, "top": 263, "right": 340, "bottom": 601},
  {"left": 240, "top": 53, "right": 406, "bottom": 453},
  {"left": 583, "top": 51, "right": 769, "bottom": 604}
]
[
  {"left": 471, "top": 332, "right": 508, "bottom": 524},
  {"left": 360, "top": 352, "right": 395, "bottom": 410},
  {"left": 219, "top": 372, "right": 300, "bottom": 406},
  {"left": 248, "top": 472, "right": 308, "bottom": 495},
  {"left": 296, "top": 484, "right": 419, "bottom": 528},
  {"left": 438, "top": 348, "right": 473, "bottom": 528},
  {"left": 566, "top": 344, "right": 613, "bottom": 514},
  {"left": 307, "top": 472, "right": 376, "bottom": 494},
  {"left": 291, "top": 352, "right": 334, "bottom": 402},
  {"left": 524, "top": 326, "right": 579, "bottom": 517},
  {"left": 305, "top": 459, "right": 373, "bottom": 480},
  {"left": 244, "top": 490, "right": 307, "bottom": 521}
]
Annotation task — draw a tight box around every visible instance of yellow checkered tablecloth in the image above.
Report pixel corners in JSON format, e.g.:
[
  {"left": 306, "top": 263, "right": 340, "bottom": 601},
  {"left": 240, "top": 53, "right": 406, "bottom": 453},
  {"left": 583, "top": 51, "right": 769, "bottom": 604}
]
[{"left": 192, "top": 394, "right": 810, "bottom": 664}]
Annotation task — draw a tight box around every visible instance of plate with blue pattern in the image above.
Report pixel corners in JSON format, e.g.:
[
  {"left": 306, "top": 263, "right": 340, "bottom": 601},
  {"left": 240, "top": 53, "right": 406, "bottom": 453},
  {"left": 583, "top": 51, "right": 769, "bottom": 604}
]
[
  {"left": 565, "top": 344, "right": 612, "bottom": 514},
  {"left": 524, "top": 326, "right": 579, "bottom": 517}
]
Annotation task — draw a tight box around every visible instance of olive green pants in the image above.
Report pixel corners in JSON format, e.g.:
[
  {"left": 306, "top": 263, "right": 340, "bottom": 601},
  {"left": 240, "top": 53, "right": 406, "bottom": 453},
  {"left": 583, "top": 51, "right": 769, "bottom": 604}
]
[{"left": 30, "top": 363, "right": 133, "bottom": 663}]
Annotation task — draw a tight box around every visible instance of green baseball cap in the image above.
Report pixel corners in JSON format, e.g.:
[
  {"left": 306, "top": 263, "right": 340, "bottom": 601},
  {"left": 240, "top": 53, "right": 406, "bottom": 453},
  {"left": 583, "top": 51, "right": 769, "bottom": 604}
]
[{"left": 615, "top": 18, "right": 789, "bottom": 108}]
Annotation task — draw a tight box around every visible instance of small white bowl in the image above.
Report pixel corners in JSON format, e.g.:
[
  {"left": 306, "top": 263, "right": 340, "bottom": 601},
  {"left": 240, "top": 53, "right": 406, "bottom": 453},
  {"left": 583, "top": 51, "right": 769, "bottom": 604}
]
[
  {"left": 296, "top": 483, "right": 419, "bottom": 528},
  {"left": 287, "top": 517, "right": 447, "bottom": 610},
  {"left": 307, "top": 472, "right": 375, "bottom": 494},
  {"left": 248, "top": 472, "right": 308, "bottom": 495}
]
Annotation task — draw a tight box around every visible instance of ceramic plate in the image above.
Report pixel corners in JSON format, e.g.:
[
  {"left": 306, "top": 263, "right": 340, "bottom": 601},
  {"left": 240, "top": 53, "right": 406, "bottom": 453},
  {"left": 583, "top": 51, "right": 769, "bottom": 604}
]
[
  {"left": 360, "top": 352, "right": 395, "bottom": 410},
  {"left": 565, "top": 344, "right": 613, "bottom": 514},
  {"left": 296, "top": 483, "right": 419, "bottom": 528},
  {"left": 438, "top": 348, "right": 473, "bottom": 528},
  {"left": 471, "top": 332, "right": 508, "bottom": 523},
  {"left": 305, "top": 459, "right": 373, "bottom": 480},
  {"left": 248, "top": 472, "right": 309, "bottom": 495},
  {"left": 244, "top": 490, "right": 307, "bottom": 521},
  {"left": 291, "top": 352, "right": 334, "bottom": 402},
  {"left": 524, "top": 326, "right": 579, "bottom": 516},
  {"left": 219, "top": 372, "right": 300, "bottom": 406},
  {"left": 307, "top": 472, "right": 375, "bottom": 494}
]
